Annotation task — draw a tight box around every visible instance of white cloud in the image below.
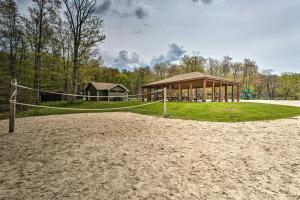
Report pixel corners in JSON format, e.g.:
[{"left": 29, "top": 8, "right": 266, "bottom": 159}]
[{"left": 150, "top": 43, "right": 186, "bottom": 66}]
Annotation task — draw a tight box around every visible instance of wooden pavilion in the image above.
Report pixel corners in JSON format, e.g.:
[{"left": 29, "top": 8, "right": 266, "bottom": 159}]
[{"left": 142, "top": 72, "right": 241, "bottom": 102}]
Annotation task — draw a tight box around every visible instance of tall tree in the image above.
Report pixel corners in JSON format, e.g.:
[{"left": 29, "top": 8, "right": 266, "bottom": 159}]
[
  {"left": 220, "top": 55, "right": 232, "bottom": 78},
  {"left": 181, "top": 52, "right": 206, "bottom": 73},
  {"left": 153, "top": 62, "right": 168, "bottom": 80},
  {"left": 53, "top": 17, "right": 72, "bottom": 93},
  {"left": 279, "top": 73, "right": 300, "bottom": 100},
  {"left": 261, "top": 69, "right": 277, "bottom": 99},
  {"left": 231, "top": 62, "right": 242, "bottom": 81},
  {"left": 207, "top": 57, "right": 220, "bottom": 76},
  {"left": 63, "top": 0, "right": 105, "bottom": 102},
  {"left": 167, "top": 64, "right": 181, "bottom": 77},
  {"left": 242, "top": 59, "right": 258, "bottom": 90},
  {"left": 0, "top": 0, "right": 21, "bottom": 80},
  {"left": 23, "top": 0, "right": 61, "bottom": 104}
]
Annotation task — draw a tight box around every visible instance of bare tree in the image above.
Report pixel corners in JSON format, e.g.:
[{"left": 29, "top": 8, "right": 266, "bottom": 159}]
[
  {"left": 242, "top": 59, "right": 258, "bottom": 90},
  {"left": 23, "top": 0, "right": 61, "bottom": 104},
  {"left": 154, "top": 62, "right": 168, "bottom": 80},
  {"left": 261, "top": 69, "right": 278, "bottom": 99},
  {"left": 63, "top": 0, "right": 105, "bottom": 102},
  {"left": 53, "top": 17, "right": 72, "bottom": 93},
  {"left": 207, "top": 57, "right": 220, "bottom": 76},
  {"left": 0, "top": 0, "right": 21, "bottom": 80},
  {"left": 220, "top": 55, "right": 232, "bottom": 78},
  {"left": 133, "top": 66, "right": 150, "bottom": 93},
  {"left": 231, "top": 62, "right": 242, "bottom": 81},
  {"left": 167, "top": 64, "right": 181, "bottom": 77},
  {"left": 181, "top": 52, "right": 206, "bottom": 73}
]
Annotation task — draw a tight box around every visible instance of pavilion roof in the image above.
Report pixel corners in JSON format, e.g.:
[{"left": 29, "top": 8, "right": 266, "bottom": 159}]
[{"left": 143, "top": 72, "right": 240, "bottom": 87}]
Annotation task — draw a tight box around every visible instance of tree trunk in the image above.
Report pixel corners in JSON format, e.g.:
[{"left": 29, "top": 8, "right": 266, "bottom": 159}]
[
  {"left": 284, "top": 88, "right": 289, "bottom": 100},
  {"left": 71, "top": 40, "right": 79, "bottom": 103},
  {"left": 33, "top": 0, "right": 44, "bottom": 105},
  {"left": 34, "top": 54, "right": 41, "bottom": 104},
  {"left": 63, "top": 44, "right": 68, "bottom": 94}
]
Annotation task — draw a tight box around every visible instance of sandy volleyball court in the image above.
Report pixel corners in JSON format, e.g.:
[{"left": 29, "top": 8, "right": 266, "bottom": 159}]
[
  {"left": 0, "top": 112, "right": 300, "bottom": 199},
  {"left": 242, "top": 100, "right": 300, "bottom": 107}
]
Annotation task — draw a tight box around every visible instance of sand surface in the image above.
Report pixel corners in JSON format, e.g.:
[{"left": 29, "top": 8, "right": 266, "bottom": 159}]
[
  {"left": 242, "top": 100, "right": 300, "bottom": 107},
  {"left": 0, "top": 112, "right": 300, "bottom": 199}
]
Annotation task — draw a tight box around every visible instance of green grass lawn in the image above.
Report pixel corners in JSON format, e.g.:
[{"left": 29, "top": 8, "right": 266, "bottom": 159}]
[{"left": 15, "top": 101, "right": 300, "bottom": 122}]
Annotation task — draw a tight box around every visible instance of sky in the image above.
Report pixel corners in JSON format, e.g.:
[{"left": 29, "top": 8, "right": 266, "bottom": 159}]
[{"left": 17, "top": 0, "right": 300, "bottom": 73}]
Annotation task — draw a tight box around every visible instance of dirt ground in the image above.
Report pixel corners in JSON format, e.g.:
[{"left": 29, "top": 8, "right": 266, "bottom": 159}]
[
  {"left": 0, "top": 112, "right": 300, "bottom": 200},
  {"left": 242, "top": 100, "right": 300, "bottom": 107}
]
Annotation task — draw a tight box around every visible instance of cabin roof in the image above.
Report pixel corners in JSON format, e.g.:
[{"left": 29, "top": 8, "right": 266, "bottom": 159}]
[
  {"left": 142, "top": 72, "right": 240, "bottom": 87},
  {"left": 87, "top": 82, "right": 129, "bottom": 91}
]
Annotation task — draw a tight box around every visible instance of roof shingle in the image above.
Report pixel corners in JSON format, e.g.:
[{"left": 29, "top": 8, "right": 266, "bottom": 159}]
[
  {"left": 89, "top": 82, "right": 129, "bottom": 91},
  {"left": 143, "top": 72, "right": 240, "bottom": 87}
]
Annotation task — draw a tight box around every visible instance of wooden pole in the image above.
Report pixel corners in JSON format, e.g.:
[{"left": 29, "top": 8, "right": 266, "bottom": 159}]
[
  {"left": 231, "top": 84, "right": 234, "bottom": 102},
  {"left": 225, "top": 83, "right": 228, "bottom": 102},
  {"left": 189, "top": 81, "right": 193, "bottom": 101},
  {"left": 141, "top": 87, "right": 145, "bottom": 101},
  {"left": 202, "top": 79, "right": 206, "bottom": 102},
  {"left": 237, "top": 84, "right": 240, "bottom": 102},
  {"left": 212, "top": 81, "right": 215, "bottom": 102},
  {"left": 164, "top": 87, "right": 167, "bottom": 117},
  {"left": 9, "top": 79, "right": 17, "bottom": 133},
  {"left": 179, "top": 83, "right": 182, "bottom": 101},
  {"left": 169, "top": 84, "right": 172, "bottom": 101},
  {"left": 148, "top": 88, "right": 151, "bottom": 101},
  {"left": 108, "top": 90, "right": 110, "bottom": 102},
  {"left": 219, "top": 82, "right": 223, "bottom": 102}
]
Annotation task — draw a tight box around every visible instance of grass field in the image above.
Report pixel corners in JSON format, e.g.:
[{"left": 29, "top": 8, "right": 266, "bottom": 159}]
[{"left": 16, "top": 101, "right": 300, "bottom": 122}]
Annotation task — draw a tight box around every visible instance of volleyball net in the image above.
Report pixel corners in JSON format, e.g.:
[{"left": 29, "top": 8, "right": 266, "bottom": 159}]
[{"left": 8, "top": 80, "right": 167, "bottom": 115}]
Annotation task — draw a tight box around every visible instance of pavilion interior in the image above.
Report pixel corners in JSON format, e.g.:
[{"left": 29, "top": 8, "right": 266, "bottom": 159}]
[{"left": 142, "top": 79, "right": 241, "bottom": 102}]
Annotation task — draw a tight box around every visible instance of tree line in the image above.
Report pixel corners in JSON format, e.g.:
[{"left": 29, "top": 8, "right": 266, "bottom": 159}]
[
  {"left": 1, "top": 0, "right": 299, "bottom": 113},
  {"left": 150, "top": 54, "right": 300, "bottom": 100},
  {"left": 0, "top": 0, "right": 105, "bottom": 111}
]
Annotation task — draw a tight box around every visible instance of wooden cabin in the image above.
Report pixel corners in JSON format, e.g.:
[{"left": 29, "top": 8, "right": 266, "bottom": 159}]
[
  {"left": 142, "top": 72, "right": 242, "bottom": 102},
  {"left": 85, "top": 82, "right": 129, "bottom": 101}
]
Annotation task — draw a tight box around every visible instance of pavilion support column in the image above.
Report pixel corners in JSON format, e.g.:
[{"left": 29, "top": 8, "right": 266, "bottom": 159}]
[
  {"left": 231, "top": 84, "right": 234, "bottom": 102},
  {"left": 219, "top": 82, "right": 223, "bottom": 102},
  {"left": 169, "top": 84, "right": 172, "bottom": 101},
  {"left": 202, "top": 79, "right": 207, "bottom": 102},
  {"left": 108, "top": 90, "right": 110, "bottom": 102},
  {"left": 225, "top": 83, "right": 228, "bottom": 102},
  {"left": 179, "top": 83, "right": 182, "bottom": 101},
  {"left": 212, "top": 81, "right": 215, "bottom": 102},
  {"left": 141, "top": 87, "right": 144, "bottom": 101},
  {"left": 237, "top": 84, "right": 241, "bottom": 102},
  {"left": 148, "top": 88, "right": 151, "bottom": 101},
  {"left": 189, "top": 81, "right": 193, "bottom": 101}
]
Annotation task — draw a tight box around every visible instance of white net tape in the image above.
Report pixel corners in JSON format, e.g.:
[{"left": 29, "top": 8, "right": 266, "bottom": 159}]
[
  {"left": 13, "top": 83, "right": 162, "bottom": 98},
  {"left": 10, "top": 83, "right": 165, "bottom": 112},
  {"left": 12, "top": 100, "right": 163, "bottom": 111}
]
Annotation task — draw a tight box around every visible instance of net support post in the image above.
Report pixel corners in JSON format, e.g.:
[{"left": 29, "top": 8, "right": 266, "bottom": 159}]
[
  {"left": 164, "top": 87, "right": 167, "bottom": 117},
  {"left": 9, "top": 79, "right": 17, "bottom": 133}
]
